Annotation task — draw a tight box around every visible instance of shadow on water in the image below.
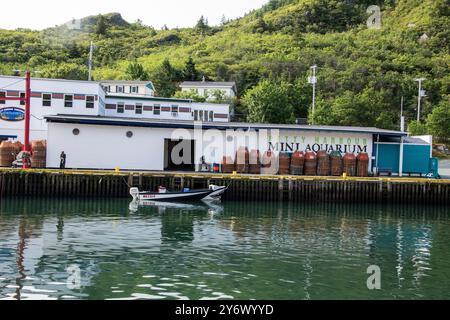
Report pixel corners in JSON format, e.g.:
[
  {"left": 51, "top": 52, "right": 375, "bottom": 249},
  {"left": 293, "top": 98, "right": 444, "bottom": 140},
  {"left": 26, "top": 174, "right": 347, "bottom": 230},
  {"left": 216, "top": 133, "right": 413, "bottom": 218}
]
[{"left": 0, "top": 196, "right": 449, "bottom": 300}]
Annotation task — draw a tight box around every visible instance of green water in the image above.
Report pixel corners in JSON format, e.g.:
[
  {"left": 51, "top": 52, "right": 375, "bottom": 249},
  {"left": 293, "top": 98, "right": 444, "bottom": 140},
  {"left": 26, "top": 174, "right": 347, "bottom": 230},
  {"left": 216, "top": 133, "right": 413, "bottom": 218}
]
[{"left": 0, "top": 198, "right": 449, "bottom": 300}]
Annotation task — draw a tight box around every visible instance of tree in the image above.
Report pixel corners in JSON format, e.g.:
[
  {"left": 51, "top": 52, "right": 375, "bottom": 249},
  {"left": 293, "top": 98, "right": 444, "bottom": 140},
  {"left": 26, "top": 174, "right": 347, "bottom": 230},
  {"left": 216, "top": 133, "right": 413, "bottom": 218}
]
[
  {"left": 408, "top": 120, "right": 428, "bottom": 136},
  {"left": 125, "top": 61, "right": 148, "bottom": 81},
  {"left": 95, "top": 15, "right": 108, "bottom": 36},
  {"left": 243, "top": 79, "right": 295, "bottom": 124},
  {"left": 195, "top": 16, "right": 210, "bottom": 35},
  {"left": 427, "top": 100, "right": 450, "bottom": 141},
  {"left": 183, "top": 57, "right": 199, "bottom": 81},
  {"left": 40, "top": 62, "right": 89, "bottom": 80},
  {"left": 152, "top": 58, "right": 182, "bottom": 97},
  {"left": 173, "top": 89, "right": 207, "bottom": 102}
]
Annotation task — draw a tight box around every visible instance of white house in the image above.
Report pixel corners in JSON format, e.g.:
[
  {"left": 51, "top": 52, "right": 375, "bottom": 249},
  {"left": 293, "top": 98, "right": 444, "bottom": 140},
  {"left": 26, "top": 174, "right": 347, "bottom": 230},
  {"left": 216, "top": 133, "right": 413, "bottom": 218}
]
[
  {"left": 180, "top": 79, "right": 237, "bottom": 101},
  {"left": 100, "top": 80, "right": 155, "bottom": 96}
]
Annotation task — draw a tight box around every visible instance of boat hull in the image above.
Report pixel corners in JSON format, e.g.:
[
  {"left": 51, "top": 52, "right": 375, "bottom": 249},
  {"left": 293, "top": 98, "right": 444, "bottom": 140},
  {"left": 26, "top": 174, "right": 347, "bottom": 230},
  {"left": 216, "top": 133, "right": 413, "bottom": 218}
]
[{"left": 130, "top": 185, "right": 227, "bottom": 202}]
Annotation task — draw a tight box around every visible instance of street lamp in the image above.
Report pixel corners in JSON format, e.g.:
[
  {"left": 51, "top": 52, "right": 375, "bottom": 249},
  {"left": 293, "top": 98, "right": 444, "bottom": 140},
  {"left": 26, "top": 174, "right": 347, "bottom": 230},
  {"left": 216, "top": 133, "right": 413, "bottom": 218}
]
[
  {"left": 308, "top": 65, "right": 318, "bottom": 125},
  {"left": 414, "top": 78, "right": 426, "bottom": 121}
]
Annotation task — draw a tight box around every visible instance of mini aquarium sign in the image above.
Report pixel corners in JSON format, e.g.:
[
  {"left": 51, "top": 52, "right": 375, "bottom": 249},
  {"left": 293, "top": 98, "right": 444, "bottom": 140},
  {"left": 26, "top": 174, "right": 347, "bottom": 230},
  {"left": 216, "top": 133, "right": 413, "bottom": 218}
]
[{"left": 0, "top": 107, "right": 25, "bottom": 121}]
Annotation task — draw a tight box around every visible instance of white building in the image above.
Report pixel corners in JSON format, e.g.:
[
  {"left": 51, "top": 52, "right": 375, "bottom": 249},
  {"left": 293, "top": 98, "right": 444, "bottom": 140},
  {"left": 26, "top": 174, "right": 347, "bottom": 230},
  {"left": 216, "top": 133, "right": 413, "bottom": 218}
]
[
  {"left": 0, "top": 75, "right": 230, "bottom": 142},
  {"left": 180, "top": 79, "right": 237, "bottom": 102},
  {"left": 100, "top": 80, "right": 156, "bottom": 97}
]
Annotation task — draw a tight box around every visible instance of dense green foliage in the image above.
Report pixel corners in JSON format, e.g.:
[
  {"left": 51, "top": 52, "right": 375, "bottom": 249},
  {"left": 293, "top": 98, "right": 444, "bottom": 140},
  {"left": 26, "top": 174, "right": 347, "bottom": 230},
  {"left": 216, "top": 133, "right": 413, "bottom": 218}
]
[{"left": 0, "top": 0, "right": 448, "bottom": 139}]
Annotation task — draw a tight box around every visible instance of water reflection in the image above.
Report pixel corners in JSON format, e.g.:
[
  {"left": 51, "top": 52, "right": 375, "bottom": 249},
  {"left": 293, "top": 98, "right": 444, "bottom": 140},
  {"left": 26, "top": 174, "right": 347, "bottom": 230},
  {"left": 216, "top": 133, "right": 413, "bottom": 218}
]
[{"left": 0, "top": 197, "right": 449, "bottom": 300}]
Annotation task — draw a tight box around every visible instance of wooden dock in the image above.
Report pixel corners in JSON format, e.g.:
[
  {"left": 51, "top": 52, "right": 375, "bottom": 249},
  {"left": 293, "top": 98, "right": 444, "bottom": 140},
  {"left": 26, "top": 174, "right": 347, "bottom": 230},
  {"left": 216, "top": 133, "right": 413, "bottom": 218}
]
[{"left": 0, "top": 168, "right": 449, "bottom": 205}]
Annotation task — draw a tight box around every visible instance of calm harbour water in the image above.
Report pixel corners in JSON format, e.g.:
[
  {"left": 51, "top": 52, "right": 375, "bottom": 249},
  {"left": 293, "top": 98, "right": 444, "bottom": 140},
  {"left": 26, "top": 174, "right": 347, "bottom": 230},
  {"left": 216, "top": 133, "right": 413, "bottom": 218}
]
[{"left": 0, "top": 197, "right": 449, "bottom": 300}]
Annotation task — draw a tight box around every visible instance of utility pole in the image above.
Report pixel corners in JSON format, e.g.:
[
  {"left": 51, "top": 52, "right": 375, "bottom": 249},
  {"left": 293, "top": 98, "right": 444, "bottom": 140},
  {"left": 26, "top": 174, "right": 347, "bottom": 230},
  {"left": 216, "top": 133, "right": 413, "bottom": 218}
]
[
  {"left": 414, "top": 78, "right": 426, "bottom": 121},
  {"left": 88, "top": 41, "right": 94, "bottom": 81},
  {"left": 308, "top": 65, "right": 318, "bottom": 125},
  {"left": 400, "top": 96, "right": 405, "bottom": 132}
]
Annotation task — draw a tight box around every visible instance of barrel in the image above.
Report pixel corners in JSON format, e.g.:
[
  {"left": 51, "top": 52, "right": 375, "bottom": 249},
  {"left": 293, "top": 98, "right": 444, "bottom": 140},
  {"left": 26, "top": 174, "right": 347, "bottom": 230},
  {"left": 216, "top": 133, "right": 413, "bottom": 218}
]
[
  {"left": 249, "top": 149, "right": 261, "bottom": 174},
  {"left": 0, "top": 141, "right": 14, "bottom": 167},
  {"left": 261, "top": 151, "right": 278, "bottom": 175},
  {"left": 235, "top": 146, "right": 249, "bottom": 173},
  {"left": 356, "top": 153, "right": 370, "bottom": 177},
  {"left": 278, "top": 152, "right": 291, "bottom": 175},
  {"left": 316, "top": 150, "right": 331, "bottom": 176},
  {"left": 330, "top": 151, "right": 343, "bottom": 176},
  {"left": 31, "top": 140, "right": 47, "bottom": 168},
  {"left": 221, "top": 156, "right": 235, "bottom": 173},
  {"left": 343, "top": 153, "right": 357, "bottom": 176},
  {"left": 304, "top": 151, "right": 317, "bottom": 176},
  {"left": 290, "top": 151, "right": 305, "bottom": 175}
]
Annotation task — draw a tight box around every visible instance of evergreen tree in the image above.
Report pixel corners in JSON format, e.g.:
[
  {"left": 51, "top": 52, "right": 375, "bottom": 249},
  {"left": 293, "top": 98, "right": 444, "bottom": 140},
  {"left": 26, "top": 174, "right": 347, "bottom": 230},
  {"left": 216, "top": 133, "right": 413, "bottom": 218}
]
[
  {"left": 183, "top": 57, "right": 199, "bottom": 81},
  {"left": 95, "top": 15, "right": 108, "bottom": 36},
  {"left": 125, "top": 61, "right": 148, "bottom": 81}
]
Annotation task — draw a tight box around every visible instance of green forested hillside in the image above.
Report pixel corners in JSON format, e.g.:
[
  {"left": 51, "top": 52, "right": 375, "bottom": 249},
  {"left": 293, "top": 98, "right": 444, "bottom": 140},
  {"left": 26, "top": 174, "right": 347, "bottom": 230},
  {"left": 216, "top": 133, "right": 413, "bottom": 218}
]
[{"left": 0, "top": 0, "right": 448, "bottom": 139}]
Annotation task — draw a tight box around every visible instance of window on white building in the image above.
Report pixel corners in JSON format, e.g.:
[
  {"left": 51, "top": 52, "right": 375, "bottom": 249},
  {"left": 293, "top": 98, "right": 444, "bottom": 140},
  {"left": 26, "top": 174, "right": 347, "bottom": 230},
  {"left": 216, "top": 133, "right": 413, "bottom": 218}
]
[
  {"left": 171, "top": 105, "right": 178, "bottom": 117},
  {"left": 64, "top": 94, "right": 73, "bottom": 108},
  {"left": 86, "top": 95, "right": 95, "bottom": 109},
  {"left": 194, "top": 110, "right": 198, "bottom": 121},
  {"left": 154, "top": 104, "right": 161, "bottom": 115},
  {"left": 20, "top": 92, "right": 25, "bottom": 106},
  {"left": 116, "top": 86, "right": 124, "bottom": 93},
  {"left": 117, "top": 103, "right": 124, "bottom": 114},
  {"left": 209, "top": 111, "right": 214, "bottom": 122},
  {"left": 42, "top": 93, "right": 52, "bottom": 107},
  {"left": 0, "top": 91, "right": 5, "bottom": 104},
  {"left": 135, "top": 104, "right": 143, "bottom": 115},
  {"left": 199, "top": 110, "right": 203, "bottom": 121},
  {"left": 131, "top": 86, "right": 139, "bottom": 94}
]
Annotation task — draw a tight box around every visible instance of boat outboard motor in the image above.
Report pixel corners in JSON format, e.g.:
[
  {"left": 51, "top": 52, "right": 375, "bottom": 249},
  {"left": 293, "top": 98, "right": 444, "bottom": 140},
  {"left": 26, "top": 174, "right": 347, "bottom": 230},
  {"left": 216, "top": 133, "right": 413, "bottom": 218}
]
[{"left": 130, "top": 188, "right": 140, "bottom": 201}]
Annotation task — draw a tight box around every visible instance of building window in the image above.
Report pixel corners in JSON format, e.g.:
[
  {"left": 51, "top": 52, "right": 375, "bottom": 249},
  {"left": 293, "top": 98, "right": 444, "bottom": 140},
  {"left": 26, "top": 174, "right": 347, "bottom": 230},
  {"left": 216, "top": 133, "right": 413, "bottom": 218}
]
[
  {"left": 116, "top": 86, "right": 124, "bottom": 93},
  {"left": 42, "top": 93, "right": 52, "bottom": 107},
  {"left": 171, "top": 105, "right": 178, "bottom": 117},
  {"left": 193, "top": 110, "right": 198, "bottom": 121},
  {"left": 131, "top": 86, "right": 139, "bottom": 94},
  {"left": 86, "top": 95, "right": 95, "bottom": 109},
  {"left": 117, "top": 103, "right": 124, "bottom": 114},
  {"left": 0, "top": 91, "right": 5, "bottom": 104},
  {"left": 64, "top": 94, "right": 73, "bottom": 108},
  {"left": 135, "top": 104, "right": 143, "bottom": 115},
  {"left": 153, "top": 104, "right": 161, "bottom": 115},
  {"left": 209, "top": 111, "right": 214, "bottom": 122},
  {"left": 199, "top": 110, "right": 203, "bottom": 121},
  {"left": 20, "top": 92, "right": 25, "bottom": 106}
]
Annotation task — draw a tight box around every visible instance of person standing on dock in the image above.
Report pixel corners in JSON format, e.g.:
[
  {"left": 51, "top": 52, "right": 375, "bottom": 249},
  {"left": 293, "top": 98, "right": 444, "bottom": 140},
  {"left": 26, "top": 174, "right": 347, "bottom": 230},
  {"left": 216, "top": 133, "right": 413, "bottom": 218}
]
[{"left": 60, "top": 151, "right": 66, "bottom": 169}]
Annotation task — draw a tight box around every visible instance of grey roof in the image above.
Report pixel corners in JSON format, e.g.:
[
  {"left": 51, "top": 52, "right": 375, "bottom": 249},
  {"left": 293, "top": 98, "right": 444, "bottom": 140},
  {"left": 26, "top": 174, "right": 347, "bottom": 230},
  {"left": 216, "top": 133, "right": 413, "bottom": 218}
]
[
  {"left": 180, "top": 81, "right": 236, "bottom": 88},
  {"left": 404, "top": 136, "right": 429, "bottom": 144},
  {"left": 44, "top": 114, "right": 407, "bottom": 137},
  {"left": 100, "top": 80, "right": 154, "bottom": 85}
]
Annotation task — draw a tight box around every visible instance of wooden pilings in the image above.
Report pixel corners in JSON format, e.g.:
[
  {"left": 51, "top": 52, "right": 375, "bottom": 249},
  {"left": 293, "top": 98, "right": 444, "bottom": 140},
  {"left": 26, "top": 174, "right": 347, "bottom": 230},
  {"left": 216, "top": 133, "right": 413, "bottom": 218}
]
[{"left": 0, "top": 169, "right": 449, "bottom": 205}]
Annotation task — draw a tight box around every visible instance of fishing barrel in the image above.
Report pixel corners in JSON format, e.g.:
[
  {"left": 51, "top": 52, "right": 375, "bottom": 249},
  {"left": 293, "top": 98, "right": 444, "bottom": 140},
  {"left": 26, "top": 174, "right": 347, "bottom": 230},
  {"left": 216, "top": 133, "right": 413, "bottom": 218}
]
[
  {"left": 0, "top": 141, "right": 14, "bottom": 167},
  {"left": 235, "top": 146, "right": 249, "bottom": 173},
  {"left": 343, "top": 153, "right": 357, "bottom": 176},
  {"left": 316, "top": 150, "right": 331, "bottom": 176},
  {"left": 330, "top": 151, "right": 343, "bottom": 176},
  {"left": 261, "top": 151, "right": 278, "bottom": 175},
  {"left": 304, "top": 151, "right": 317, "bottom": 176},
  {"left": 290, "top": 151, "right": 305, "bottom": 175},
  {"left": 356, "top": 152, "right": 370, "bottom": 177},
  {"left": 31, "top": 140, "right": 47, "bottom": 168},
  {"left": 221, "top": 156, "right": 235, "bottom": 173},
  {"left": 249, "top": 149, "right": 261, "bottom": 174},
  {"left": 278, "top": 152, "right": 291, "bottom": 175}
]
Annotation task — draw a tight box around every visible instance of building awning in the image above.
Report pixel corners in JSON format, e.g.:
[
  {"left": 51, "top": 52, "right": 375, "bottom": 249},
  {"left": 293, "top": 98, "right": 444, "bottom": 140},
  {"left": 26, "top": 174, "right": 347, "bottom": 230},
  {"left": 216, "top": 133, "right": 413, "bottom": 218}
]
[
  {"left": 0, "top": 135, "right": 17, "bottom": 139},
  {"left": 45, "top": 114, "right": 408, "bottom": 137}
]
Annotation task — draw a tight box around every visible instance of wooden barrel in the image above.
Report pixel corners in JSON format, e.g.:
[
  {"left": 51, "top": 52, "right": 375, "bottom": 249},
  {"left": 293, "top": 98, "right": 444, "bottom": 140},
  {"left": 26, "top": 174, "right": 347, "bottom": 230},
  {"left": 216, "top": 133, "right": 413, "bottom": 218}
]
[
  {"left": 317, "top": 150, "right": 331, "bottom": 176},
  {"left": 221, "top": 156, "right": 235, "bottom": 173},
  {"left": 261, "top": 151, "right": 278, "bottom": 175},
  {"left": 235, "top": 147, "right": 249, "bottom": 173},
  {"left": 278, "top": 152, "right": 291, "bottom": 175},
  {"left": 356, "top": 153, "right": 370, "bottom": 177},
  {"left": 0, "top": 141, "right": 14, "bottom": 167},
  {"left": 343, "top": 153, "right": 357, "bottom": 176},
  {"left": 249, "top": 149, "right": 261, "bottom": 174},
  {"left": 290, "top": 151, "right": 305, "bottom": 175},
  {"left": 304, "top": 151, "right": 317, "bottom": 176},
  {"left": 330, "top": 151, "right": 343, "bottom": 176},
  {"left": 31, "top": 140, "right": 47, "bottom": 168}
]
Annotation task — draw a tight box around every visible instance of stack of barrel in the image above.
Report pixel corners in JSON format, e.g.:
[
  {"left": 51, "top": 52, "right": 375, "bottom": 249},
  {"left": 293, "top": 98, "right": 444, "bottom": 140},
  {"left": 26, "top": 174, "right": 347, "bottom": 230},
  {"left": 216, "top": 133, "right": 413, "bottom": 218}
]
[
  {"left": 304, "top": 151, "right": 317, "bottom": 175},
  {"left": 235, "top": 147, "right": 249, "bottom": 173},
  {"left": 261, "top": 150, "right": 278, "bottom": 175},
  {"left": 31, "top": 140, "right": 47, "bottom": 168},
  {"left": 278, "top": 152, "right": 291, "bottom": 175},
  {"left": 221, "top": 156, "right": 235, "bottom": 173},
  {"left": 0, "top": 141, "right": 15, "bottom": 167},
  {"left": 290, "top": 151, "right": 304, "bottom": 175},
  {"left": 356, "top": 153, "right": 369, "bottom": 177},
  {"left": 343, "top": 153, "right": 357, "bottom": 176},
  {"left": 249, "top": 149, "right": 261, "bottom": 174},
  {"left": 330, "top": 151, "right": 343, "bottom": 176},
  {"left": 316, "top": 150, "right": 331, "bottom": 176}
]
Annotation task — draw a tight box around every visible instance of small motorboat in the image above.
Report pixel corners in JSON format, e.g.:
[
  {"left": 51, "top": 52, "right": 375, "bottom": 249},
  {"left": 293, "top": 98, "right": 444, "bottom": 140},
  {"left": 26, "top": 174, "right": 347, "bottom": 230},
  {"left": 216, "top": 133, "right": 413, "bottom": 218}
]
[{"left": 130, "top": 185, "right": 227, "bottom": 202}]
